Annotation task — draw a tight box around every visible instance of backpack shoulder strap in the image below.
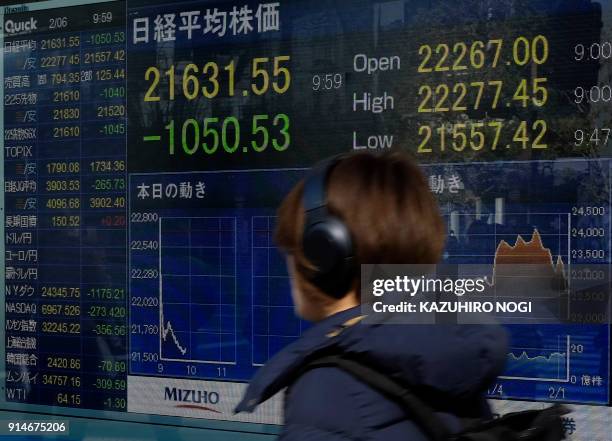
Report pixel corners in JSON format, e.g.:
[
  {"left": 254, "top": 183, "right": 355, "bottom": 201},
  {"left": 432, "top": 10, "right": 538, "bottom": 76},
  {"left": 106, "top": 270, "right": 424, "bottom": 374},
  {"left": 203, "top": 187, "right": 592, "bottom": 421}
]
[{"left": 295, "top": 354, "right": 451, "bottom": 441}]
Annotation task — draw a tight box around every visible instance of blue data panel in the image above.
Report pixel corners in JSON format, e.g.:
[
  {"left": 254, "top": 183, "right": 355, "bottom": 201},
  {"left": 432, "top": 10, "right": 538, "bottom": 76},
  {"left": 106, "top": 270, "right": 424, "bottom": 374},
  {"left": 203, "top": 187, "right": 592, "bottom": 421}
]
[
  {"left": 426, "top": 160, "right": 610, "bottom": 405},
  {"left": 128, "top": 162, "right": 611, "bottom": 405},
  {"left": 3, "top": 1, "right": 128, "bottom": 412},
  {"left": 128, "top": 170, "right": 309, "bottom": 381}
]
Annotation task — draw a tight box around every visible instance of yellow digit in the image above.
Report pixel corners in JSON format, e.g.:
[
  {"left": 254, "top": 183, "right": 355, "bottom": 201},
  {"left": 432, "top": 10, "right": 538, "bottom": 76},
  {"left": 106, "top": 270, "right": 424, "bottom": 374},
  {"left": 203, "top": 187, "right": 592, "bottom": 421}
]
[
  {"left": 532, "top": 77, "right": 548, "bottom": 107},
  {"left": 224, "top": 60, "right": 236, "bottom": 96},
  {"left": 513, "top": 121, "right": 529, "bottom": 149},
  {"left": 532, "top": 120, "right": 548, "bottom": 149},
  {"left": 202, "top": 62, "right": 219, "bottom": 99},
  {"left": 434, "top": 43, "right": 450, "bottom": 72},
  {"left": 452, "top": 83, "right": 467, "bottom": 111},
  {"left": 513, "top": 79, "right": 529, "bottom": 107},
  {"left": 452, "top": 123, "right": 467, "bottom": 151},
  {"left": 418, "top": 45, "right": 433, "bottom": 73},
  {"left": 272, "top": 55, "right": 291, "bottom": 94},
  {"left": 489, "top": 80, "right": 503, "bottom": 109},
  {"left": 144, "top": 67, "right": 160, "bottom": 102},
  {"left": 488, "top": 121, "right": 503, "bottom": 150},
  {"left": 470, "top": 41, "right": 485, "bottom": 68},
  {"left": 452, "top": 42, "right": 468, "bottom": 71},
  {"left": 252, "top": 57, "right": 270, "bottom": 95},
  {"left": 489, "top": 39, "right": 503, "bottom": 67},
  {"left": 417, "top": 125, "right": 432, "bottom": 153},
  {"left": 532, "top": 35, "right": 549, "bottom": 65},
  {"left": 164, "top": 65, "right": 175, "bottom": 100},
  {"left": 436, "top": 124, "right": 447, "bottom": 151},
  {"left": 418, "top": 85, "right": 433, "bottom": 113},
  {"left": 183, "top": 63, "right": 199, "bottom": 100},
  {"left": 434, "top": 84, "right": 450, "bottom": 112},
  {"left": 513, "top": 36, "right": 530, "bottom": 66},
  {"left": 471, "top": 81, "right": 485, "bottom": 109},
  {"left": 470, "top": 123, "right": 485, "bottom": 151}
]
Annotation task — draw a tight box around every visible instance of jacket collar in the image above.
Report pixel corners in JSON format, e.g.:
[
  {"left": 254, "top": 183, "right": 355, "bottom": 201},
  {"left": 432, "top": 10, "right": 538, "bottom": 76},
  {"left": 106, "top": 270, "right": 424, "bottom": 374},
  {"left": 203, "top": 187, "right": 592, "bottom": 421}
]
[{"left": 235, "top": 306, "right": 364, "bottom": 413}]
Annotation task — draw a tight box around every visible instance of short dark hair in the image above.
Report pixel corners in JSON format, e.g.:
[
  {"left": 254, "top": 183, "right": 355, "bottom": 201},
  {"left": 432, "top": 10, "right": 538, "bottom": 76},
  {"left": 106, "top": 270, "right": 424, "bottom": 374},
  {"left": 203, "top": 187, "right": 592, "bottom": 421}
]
[{"left": 275, "top": 151, "right": 446, "bottom": 302}]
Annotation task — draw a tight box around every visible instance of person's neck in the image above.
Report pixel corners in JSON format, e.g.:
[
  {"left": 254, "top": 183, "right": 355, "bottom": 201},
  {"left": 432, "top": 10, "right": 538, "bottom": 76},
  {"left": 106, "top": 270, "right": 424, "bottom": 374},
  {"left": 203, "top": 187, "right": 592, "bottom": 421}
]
[{"left": 319, "top": 291, "right": 359, "bottom": 321}]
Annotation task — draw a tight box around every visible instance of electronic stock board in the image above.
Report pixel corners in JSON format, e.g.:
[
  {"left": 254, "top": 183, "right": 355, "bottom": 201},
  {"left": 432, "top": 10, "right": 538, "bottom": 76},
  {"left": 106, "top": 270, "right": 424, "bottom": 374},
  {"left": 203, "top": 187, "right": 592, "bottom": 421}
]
[{"left": 1, "top": 0, "right": 611, "bottom": 438}]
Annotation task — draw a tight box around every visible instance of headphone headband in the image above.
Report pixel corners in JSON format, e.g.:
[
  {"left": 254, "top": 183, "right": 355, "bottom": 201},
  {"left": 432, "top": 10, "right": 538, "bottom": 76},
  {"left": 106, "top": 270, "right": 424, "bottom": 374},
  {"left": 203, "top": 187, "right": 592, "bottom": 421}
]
[{"left": 302, "top": 154, "right": 345, "bottom": 217}]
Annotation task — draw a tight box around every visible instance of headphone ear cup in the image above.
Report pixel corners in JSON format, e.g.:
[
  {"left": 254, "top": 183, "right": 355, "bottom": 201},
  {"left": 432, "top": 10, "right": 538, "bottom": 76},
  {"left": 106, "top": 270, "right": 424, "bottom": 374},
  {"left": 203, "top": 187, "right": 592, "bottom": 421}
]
[
  {"left": 303, "top": 216, "right": 354, "bottom": 286},
  {"left": 300, "top": 155, "right": 356, "bottom": 298}
]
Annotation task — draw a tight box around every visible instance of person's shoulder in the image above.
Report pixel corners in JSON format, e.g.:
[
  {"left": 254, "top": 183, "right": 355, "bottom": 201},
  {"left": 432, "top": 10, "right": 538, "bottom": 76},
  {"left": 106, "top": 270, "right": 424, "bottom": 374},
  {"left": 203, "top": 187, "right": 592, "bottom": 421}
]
[{"left": 285, "top": 365, "right": 406, "bottom": 436}]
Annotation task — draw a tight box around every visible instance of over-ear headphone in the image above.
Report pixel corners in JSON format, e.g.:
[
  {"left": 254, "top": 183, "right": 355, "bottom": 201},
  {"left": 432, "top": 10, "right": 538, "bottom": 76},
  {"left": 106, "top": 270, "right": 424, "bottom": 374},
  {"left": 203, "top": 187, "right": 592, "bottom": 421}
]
[{"left": 301, "top": 155, "right": 356, "bottom": 299}]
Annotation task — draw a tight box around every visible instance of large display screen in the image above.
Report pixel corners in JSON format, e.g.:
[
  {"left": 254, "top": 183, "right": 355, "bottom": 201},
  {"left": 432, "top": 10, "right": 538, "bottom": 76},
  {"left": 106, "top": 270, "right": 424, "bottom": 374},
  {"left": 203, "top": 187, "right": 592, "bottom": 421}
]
[{"left": 1, "top": 0, "right": 611, "bottom": 436}]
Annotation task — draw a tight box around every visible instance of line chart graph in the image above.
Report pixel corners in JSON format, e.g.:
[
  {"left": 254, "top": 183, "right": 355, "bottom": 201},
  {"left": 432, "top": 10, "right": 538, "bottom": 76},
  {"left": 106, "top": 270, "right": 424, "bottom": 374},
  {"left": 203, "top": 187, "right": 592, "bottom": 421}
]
[
  {"left": 158, "top": 217, "right": 237, "bottom": 365},
  {"left": 501, "top": 335, "right": 570, "bottom": 382}
]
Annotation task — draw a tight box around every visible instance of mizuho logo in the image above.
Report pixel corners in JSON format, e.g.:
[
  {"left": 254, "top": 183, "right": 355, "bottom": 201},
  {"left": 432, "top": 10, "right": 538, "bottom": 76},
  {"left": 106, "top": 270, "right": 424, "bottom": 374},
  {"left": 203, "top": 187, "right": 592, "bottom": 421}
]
[
  {"left": 4, "top": 17, "right": 37, "bottom": 34},
  {"left": 164, "top": 387, "right": 221, "bottom": 412}
]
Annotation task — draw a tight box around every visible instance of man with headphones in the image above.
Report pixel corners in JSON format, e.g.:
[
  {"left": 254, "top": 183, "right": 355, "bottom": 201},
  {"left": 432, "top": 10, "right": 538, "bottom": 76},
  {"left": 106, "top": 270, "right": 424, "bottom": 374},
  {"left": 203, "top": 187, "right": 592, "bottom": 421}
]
[{"left": 236, "top": 151, "right": 508, "bottom": 441}]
